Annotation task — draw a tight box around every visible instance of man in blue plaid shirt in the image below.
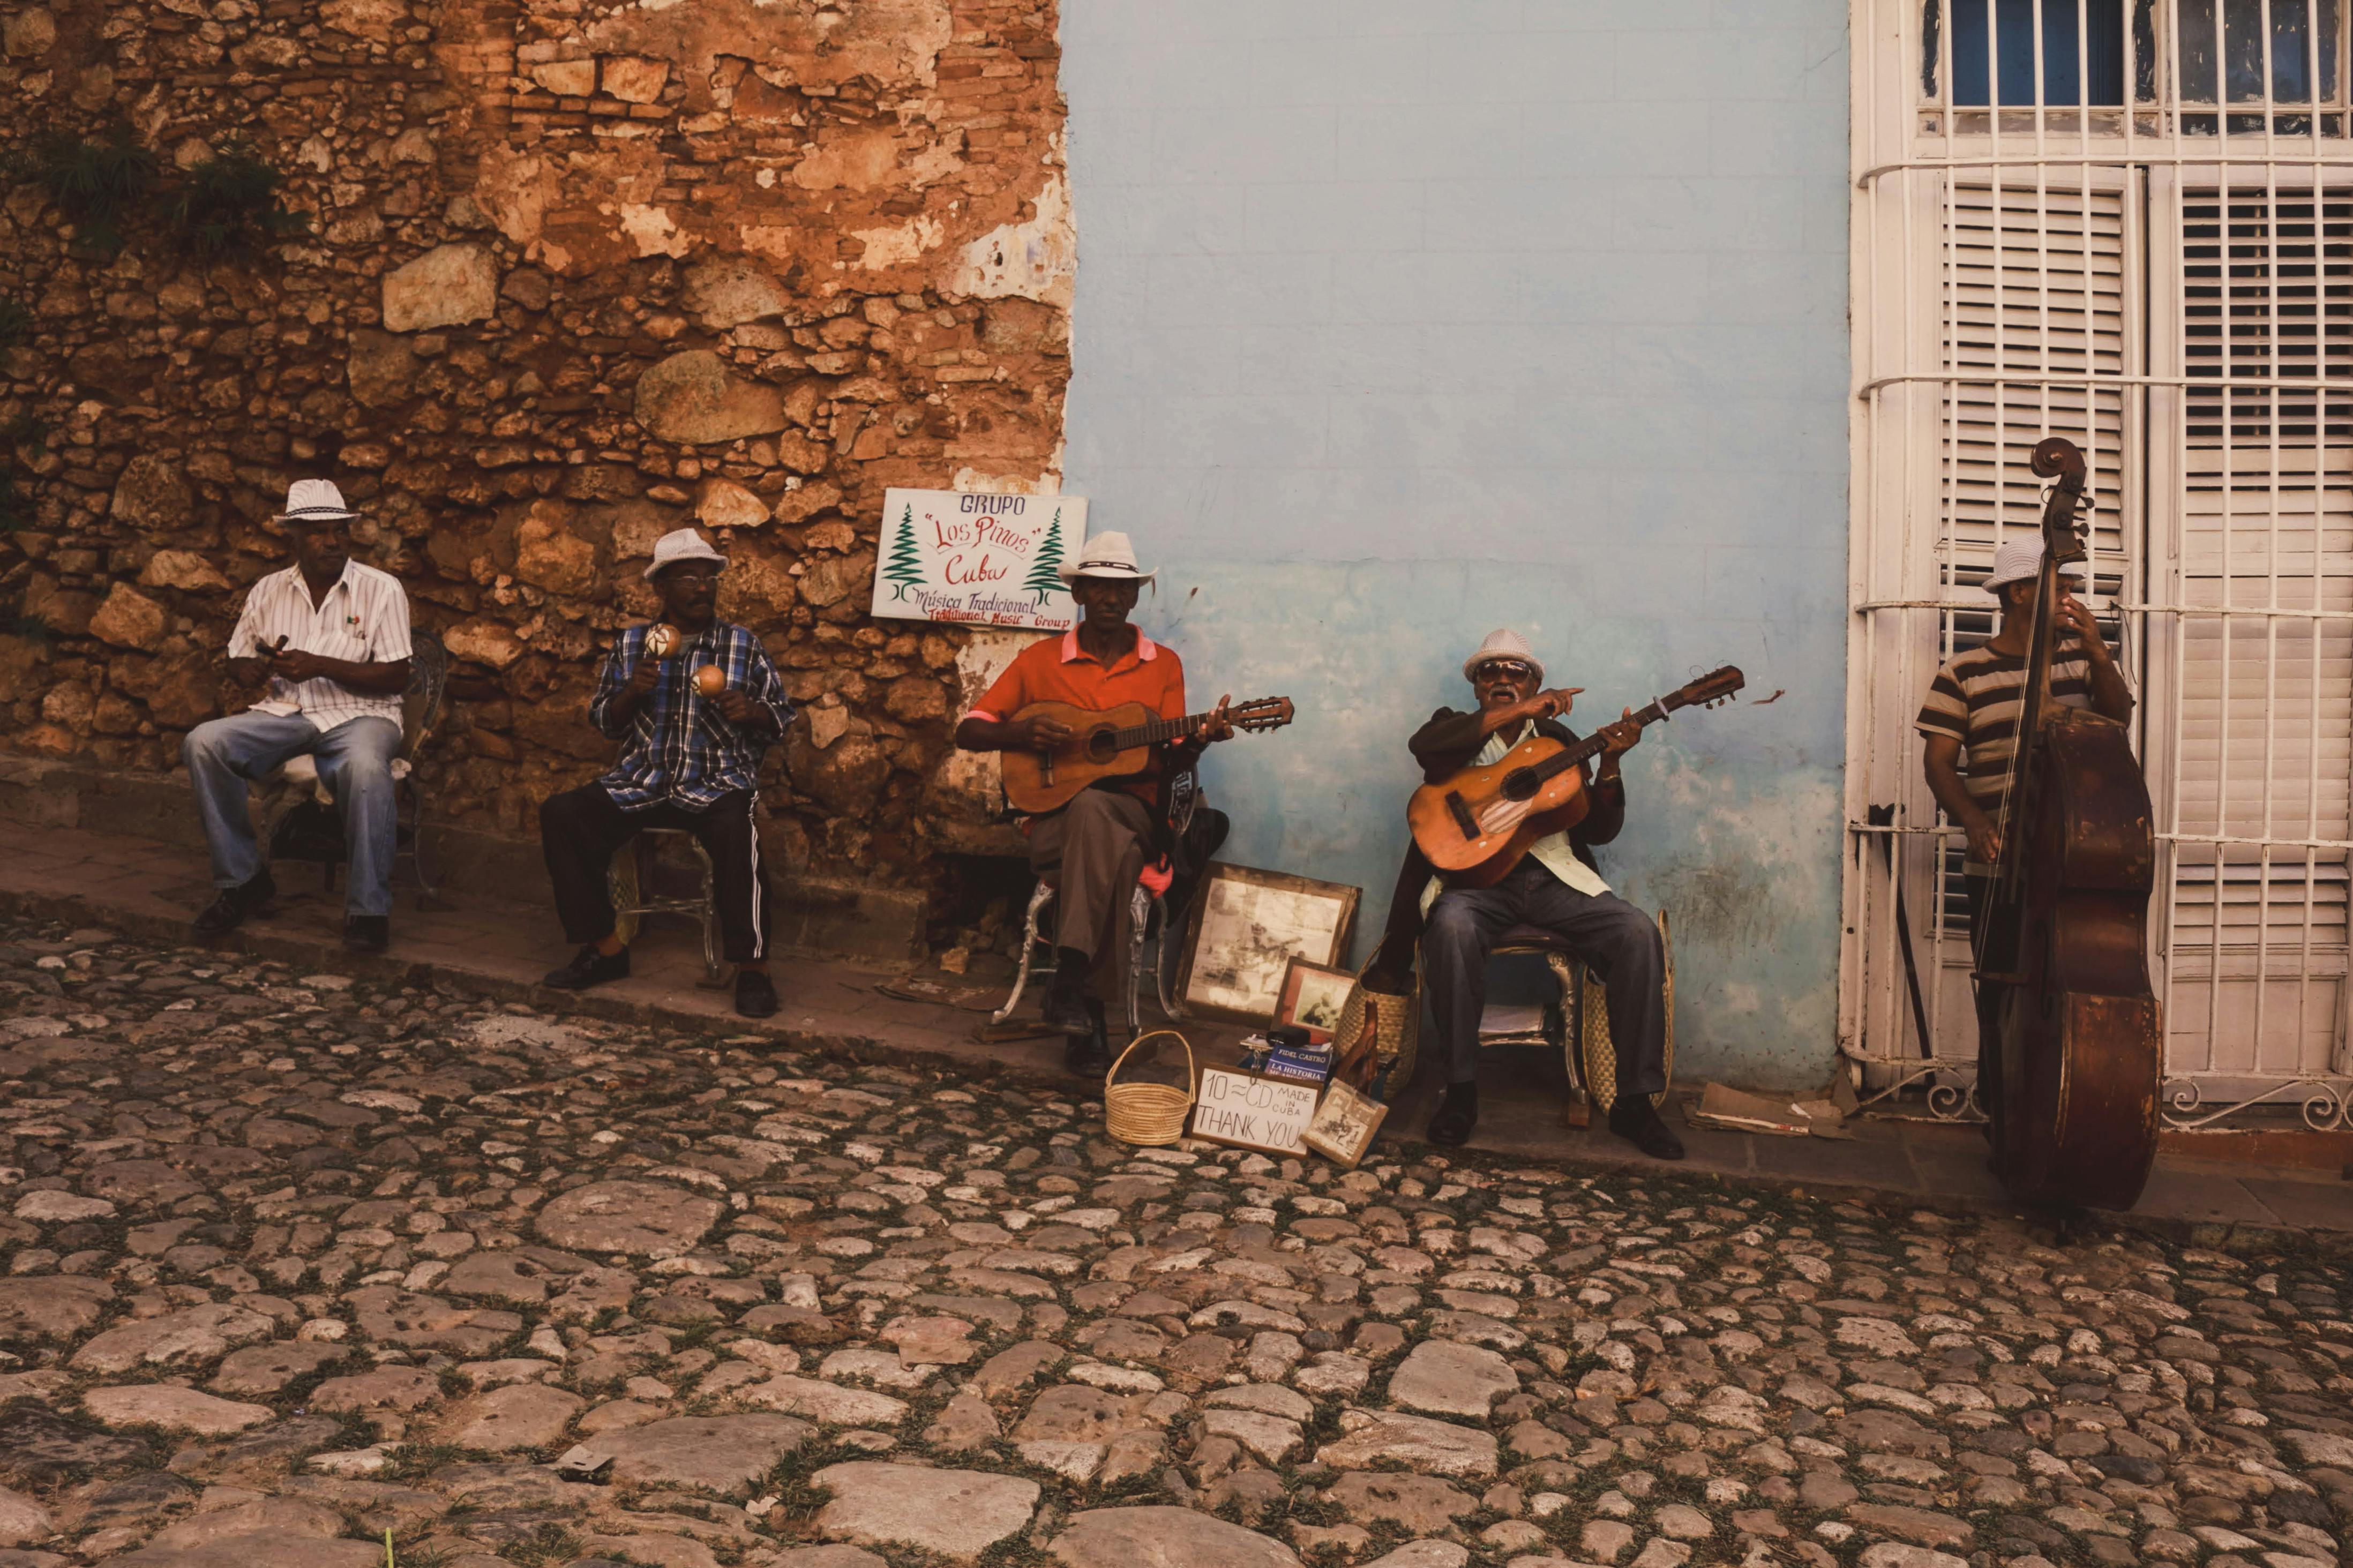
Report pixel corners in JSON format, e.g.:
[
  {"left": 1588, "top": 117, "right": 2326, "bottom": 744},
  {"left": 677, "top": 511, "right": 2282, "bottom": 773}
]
[{"left": 538, "top": 529, "right": 796, "bottom": 1017}]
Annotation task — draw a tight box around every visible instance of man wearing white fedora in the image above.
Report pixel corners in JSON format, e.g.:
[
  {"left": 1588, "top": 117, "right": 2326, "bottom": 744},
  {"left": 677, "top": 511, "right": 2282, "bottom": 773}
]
[
  {"left": 1370, "top": 628, "right": 1681, "bottom": 1158},
  {"left": 537, "top": 528, "right": 796, "bottom": 1019},
  {"left": 185, "top": 479, "right": 414, "bottom": 953},
  {"left": 1917, "top": 538, "right": 2133, "bottom": 1134},
  {"left": 956, "top": 531, "right": 1231, "bottom": 1074}
]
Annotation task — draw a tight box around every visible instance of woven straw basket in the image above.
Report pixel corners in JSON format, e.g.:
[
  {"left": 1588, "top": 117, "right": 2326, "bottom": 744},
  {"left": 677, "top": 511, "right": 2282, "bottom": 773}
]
[
  {"left": 1331, "top": 959, "right": 1419, "bottom": 1102},
  {"left": 1104, "top": 1029, "right": 1196, "bottom": 1146}
]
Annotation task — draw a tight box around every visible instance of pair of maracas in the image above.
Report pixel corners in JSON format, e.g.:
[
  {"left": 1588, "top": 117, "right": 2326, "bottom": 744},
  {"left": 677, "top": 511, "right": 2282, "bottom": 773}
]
[{"left": 643, "top": 623, "right": 728, "bottom": 696}]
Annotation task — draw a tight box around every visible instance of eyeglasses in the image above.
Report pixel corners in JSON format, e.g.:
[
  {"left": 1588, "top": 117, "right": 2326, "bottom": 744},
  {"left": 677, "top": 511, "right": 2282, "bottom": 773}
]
[{"left": 1474, "top": 661, "right": 1534, "bottom": 681}]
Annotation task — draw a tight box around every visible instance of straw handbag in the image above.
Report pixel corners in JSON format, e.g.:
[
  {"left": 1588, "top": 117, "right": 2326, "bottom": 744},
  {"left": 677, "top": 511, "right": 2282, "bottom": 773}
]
[
  {"left": 1330, "top": 958, "right": 1418, "bottom": 1102},
  {"left": 1103, "top": 1030, "right": 1196, "bottom": 1146}
]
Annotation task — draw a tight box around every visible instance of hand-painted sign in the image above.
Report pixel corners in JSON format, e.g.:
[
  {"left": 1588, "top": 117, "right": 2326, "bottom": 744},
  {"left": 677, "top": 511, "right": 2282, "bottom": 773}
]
[
  {"left": 870, "top": 488, "right": 1089, "bottom": 631},
  {"left": 1190, "top": 1066, "right": 1318, "bottom": 1157}
]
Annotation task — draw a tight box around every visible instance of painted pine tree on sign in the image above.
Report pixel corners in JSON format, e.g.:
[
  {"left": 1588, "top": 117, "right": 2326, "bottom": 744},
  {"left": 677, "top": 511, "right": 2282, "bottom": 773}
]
[
  {"left": 882, "top": 505, "right": 924, "bottom": 600},
  {"left": 1024, "top": 507, "right": 1066, "bottom": 603}
]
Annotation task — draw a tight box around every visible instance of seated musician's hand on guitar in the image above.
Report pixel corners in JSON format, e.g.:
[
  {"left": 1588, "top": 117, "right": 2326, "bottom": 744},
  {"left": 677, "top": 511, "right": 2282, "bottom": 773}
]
[
  {"left": 1006, "top": 713, "right": 1073, "bottom": 750},
  {"left": 1193, "top": 695, "right": 1235, "bottom": 745},
  {"left": 1598, "top": 706, "right": 1643, "bottom": 757}
]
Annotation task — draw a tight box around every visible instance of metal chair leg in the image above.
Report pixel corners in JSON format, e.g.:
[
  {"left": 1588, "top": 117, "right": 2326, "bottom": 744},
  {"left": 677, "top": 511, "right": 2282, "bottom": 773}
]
[
  {"left": 689, "top": 838, "right": 725, "bottom": 986},
  {"left": 1546, "top": 951, "right": 1587, "bottom": 1101},
  {"left": 994, "top": 881, "right": 1056, "bottom": 1025},
  {"left": 1125, "top": 884, "right": 1152, "bottom": 1039},
  {"left": 1153, "top": 892, "right": 1187, "bottom": 1021}
]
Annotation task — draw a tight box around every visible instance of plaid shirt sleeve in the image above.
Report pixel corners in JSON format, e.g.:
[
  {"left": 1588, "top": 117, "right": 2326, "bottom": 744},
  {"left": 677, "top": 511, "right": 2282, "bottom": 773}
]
[
  {"left": 589, "top": 628, "right": 639, "bottom": 740},
  {"left": 738, "top": 632, "right": 794, "bottom": 738}
]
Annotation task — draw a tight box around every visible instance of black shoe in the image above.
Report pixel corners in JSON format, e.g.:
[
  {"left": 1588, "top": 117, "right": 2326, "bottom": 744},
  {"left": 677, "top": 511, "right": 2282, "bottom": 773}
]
[
  {"left": 543, "top": 943, "right": 630, "bottom": 990},
  {"left": 343, "top": 916, "right": 389, "bottom": 954},
  {"left": 1427, "top": 1082, "right": 1478, "bottom": 1146},
  {"left": 1065, "top": 1002, "right": 1111, "bottom": 1077},
  {"left": 1608, "top": 1096, "right": 1686, "bottom": 1161},
  {"left": 1041, "top": 975, "right": 1092, "bottom": 1038},
  {"left": 193, "top": 868, "right": 275, "bottom": 936},
  {"left": 735, "top": 968, "right": 779, "bottom": 1019}
]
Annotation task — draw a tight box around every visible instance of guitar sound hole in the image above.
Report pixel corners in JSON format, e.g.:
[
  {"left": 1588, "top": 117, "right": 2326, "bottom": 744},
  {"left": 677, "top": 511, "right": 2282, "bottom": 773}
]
[
  {"left": 1085, "top": 728, "right": 1118, "bottom": 762},
  {"left": 1502, "top": 769, "right": 1540, "bottom": 802}
]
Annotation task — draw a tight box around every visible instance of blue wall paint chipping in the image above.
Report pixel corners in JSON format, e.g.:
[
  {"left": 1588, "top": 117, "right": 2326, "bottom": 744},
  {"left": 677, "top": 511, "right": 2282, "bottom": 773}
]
[{"left": 1057, "top": 1, "right": 1851, "bottom": 1088}]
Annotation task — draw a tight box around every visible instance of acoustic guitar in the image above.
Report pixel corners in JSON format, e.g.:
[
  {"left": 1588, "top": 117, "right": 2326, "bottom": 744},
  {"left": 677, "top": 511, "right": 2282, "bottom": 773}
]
[
  {"left": 1001, "top": 695, "right": 1295, "bottom": 814},
  {"left": 1407, "top": 667, "right": 1745, "bottom": 887}
]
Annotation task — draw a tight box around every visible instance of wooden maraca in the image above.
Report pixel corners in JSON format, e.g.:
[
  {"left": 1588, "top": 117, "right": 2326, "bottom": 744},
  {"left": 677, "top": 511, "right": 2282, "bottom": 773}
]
[
  {"left": 643, "top": 623, "right": 682, "bottom": 658},
  {"left": 692, "top": 665, "right": 726, "bottom": 697}
]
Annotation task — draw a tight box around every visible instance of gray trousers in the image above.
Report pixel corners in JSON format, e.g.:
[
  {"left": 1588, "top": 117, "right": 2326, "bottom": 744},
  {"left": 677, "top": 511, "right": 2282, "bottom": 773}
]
[
  {"left": 1027, "top": 787, "right": 1153, "bottom": 999},
  {"left": 1422, "top": 858, "right": 1667, "bottom": 1092}
]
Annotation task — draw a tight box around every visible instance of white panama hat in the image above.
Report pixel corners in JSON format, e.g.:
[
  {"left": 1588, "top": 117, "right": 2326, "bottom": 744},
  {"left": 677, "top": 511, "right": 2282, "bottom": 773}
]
[
  {"left": 1983, "top": 538, "right": 2084, "bottom": 595},
  {"left": 1058, "top": 530, "right": 1156, "bottom": 584},
  {"left": 1463, "top": 627, "right": 1543, "bottom": 686},
  {"left": 275, "top": 477, "right": 362, "bottom": 525},
  {"left": 643, "top": 528, "right": 728, "bottom": 581}
]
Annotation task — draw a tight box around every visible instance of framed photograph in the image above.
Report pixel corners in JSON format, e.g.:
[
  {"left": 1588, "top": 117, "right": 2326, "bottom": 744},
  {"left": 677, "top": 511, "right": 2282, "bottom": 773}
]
[
  {"left": 1277, "top": 958, "right": 1355, "bottom": 1045},
  {"left": 1176, "top": 862, "right": 1361, "bottom": 1026}
]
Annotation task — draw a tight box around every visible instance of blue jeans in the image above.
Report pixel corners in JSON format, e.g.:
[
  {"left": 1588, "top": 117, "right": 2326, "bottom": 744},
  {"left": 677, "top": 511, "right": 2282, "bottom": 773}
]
[{"left": 184, "top": 710, "right": 402, "bottom": 917}]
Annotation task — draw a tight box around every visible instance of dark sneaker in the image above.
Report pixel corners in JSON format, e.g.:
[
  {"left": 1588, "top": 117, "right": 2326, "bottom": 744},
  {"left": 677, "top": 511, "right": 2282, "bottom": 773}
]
[
  {"left": 735, "top": 967, "right": 779, "bottom": 1019},
  {"left": 193, "top": 868, "right": 275, "bottom": 936},
  {"left": 1608, "top": 1096, "right": 1686, "bottom": 1161},
  {"left": 343, "top": 916, "right": 390, "bottom": 954},
  {"left": 543, "top": 944, "right": 630, "bottom": 990},
  {"left": 1427, "top": 1081, "right": 1479, "bottom": 1147},
  {"left": 1065, "top": 1002, "right": 1111, "bottom": 1078}
]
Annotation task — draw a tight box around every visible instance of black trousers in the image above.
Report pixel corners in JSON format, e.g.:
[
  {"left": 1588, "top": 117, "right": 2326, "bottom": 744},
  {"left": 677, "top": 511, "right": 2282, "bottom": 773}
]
[
  {"left": 540, "top": 785, "right": 771, "bottom": 963},
  {"left": 1421, "top": 858, "right": 1667, "bottom": 1092}
]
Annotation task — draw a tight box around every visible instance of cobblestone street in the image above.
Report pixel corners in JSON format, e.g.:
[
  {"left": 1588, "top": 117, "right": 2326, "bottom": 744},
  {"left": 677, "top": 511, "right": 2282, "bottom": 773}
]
[{"left": 1, "top": 913, "right": 2349, "bottom": 1568}]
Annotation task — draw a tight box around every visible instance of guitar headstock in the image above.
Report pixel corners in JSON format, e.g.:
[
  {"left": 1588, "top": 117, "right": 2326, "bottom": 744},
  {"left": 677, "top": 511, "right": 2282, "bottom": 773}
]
[
  {"left": 1231, "top": 696, "right": 1295, "bottom": 733},
  {"left": 1663, "top": 666, "right": 1745, "bottom": 712}
]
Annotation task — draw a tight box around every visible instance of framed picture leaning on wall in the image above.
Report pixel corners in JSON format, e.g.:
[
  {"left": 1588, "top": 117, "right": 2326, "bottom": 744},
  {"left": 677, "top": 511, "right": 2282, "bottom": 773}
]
[
  {"left": 1176, "top": 862, "right": 1360, "bottom": 1026},
  {"left": 1276, "top": 957, "right": 1356, "bottom": 1045}
]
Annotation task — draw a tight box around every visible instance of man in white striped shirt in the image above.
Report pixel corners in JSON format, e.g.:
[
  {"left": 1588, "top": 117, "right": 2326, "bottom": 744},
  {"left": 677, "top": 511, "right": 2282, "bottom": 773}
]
[{"left": 184, "top": 479, "right": 414, "bottom": 952}]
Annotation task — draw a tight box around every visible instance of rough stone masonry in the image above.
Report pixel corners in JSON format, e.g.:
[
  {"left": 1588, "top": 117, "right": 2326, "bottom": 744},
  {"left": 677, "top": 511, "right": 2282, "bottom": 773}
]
[{"left": 0, "top": 0, "right": 1074, "bottom": 900}]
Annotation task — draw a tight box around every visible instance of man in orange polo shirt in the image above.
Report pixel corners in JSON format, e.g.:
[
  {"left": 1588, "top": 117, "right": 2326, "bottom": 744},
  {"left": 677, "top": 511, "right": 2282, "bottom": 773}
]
[{"left": 956, "top": 532, "right": 1230, "bottom": 1074}]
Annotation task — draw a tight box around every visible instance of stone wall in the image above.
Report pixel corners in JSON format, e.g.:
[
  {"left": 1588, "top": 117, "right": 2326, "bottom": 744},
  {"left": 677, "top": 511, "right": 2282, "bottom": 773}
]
[{"left": 0, "top": 0, "right": 1071, "bottom": 903}]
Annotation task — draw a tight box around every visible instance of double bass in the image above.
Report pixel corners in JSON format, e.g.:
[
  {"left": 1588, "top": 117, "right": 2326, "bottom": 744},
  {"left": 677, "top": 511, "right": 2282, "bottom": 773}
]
[{"left": 1973, "top": 436, "right": 2161, "bottom": 1211}]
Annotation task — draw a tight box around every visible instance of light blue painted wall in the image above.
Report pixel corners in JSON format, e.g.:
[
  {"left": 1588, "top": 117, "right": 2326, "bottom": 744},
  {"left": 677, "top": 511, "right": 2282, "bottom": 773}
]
[{"left": 1057, "top": 0, "right": 1851, "bottom": 1089}]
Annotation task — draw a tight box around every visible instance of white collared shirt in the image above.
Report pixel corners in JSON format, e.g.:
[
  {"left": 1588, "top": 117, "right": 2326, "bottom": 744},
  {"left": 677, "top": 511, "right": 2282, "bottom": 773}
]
[
  {"left": 1421, "top": 722, "right": 1611, "bottom": 917},
  {"left": 226, "top": 560, "right": 414, "bottom": 734}
]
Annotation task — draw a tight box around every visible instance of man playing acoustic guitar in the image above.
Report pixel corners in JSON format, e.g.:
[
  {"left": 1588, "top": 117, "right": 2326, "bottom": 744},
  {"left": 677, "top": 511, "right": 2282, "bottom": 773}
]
[
  {"left": 1376, "top": 628, "right": 1681, "bottom": 1157},
  {"left": 956, "top": 533, "right": 1232, "bottom": 1075}
]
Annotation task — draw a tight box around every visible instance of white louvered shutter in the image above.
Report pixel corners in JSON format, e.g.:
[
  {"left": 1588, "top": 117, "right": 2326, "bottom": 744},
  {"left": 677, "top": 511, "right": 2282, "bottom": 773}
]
[{"left": 2156, "top": 184, "right": 2353, "bottom": 1083}]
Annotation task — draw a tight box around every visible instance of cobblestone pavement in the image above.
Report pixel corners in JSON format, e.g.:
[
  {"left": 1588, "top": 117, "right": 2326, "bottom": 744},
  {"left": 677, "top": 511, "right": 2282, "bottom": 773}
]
[{"left": 1, "top": 915, "right": 2349, "bottom": 1568}]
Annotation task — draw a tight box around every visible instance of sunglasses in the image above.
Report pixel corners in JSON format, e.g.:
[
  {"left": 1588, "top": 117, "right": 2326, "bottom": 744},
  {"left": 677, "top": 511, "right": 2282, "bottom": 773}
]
[{"left": 1475, "top": 661, "right": 1534, "bottom": 681}]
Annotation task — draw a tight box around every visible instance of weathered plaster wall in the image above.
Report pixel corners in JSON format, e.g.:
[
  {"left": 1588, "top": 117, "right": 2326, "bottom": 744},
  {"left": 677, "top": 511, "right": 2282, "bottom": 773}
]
[
  {"left": 1059, "top": 1, "right": 1851, "bottom": 1087},
  {"left": 0, "top": 0, "right": 1072, "bottom": 899}
]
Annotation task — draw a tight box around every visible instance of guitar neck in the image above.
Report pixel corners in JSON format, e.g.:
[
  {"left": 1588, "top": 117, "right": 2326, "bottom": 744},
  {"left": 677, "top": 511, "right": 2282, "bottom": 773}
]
[
  {"left": 1525, "top": 699, "right": 1670, "bottom": 783},
  {"left": 1108, "top": 710, "right": 1216, "bottom": 751}
]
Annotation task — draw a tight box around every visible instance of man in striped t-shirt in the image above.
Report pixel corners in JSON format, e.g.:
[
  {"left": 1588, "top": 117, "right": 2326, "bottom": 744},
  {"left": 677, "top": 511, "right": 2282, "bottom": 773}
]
[
  {"left": 185, "top": 481, "right": 414, "bottom": 952},
  {"left": 1916, "top": 538, "right": 2134, "bottom": 1127}
]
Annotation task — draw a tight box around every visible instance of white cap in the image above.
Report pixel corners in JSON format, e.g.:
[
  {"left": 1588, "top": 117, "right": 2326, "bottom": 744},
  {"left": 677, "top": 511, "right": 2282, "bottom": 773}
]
[
  {"left": 1463, "top": 627, "right": 1543, "bottom": 686},
  {"left": 1983, "top": 539, "right": 2083, "bottom": 595},
  {"left": 1059, "top": 530, "right": 1155, "bottom": 584},
  {"left": 643, "top": 528, "right": 727, "bottom": 581},
  {"left": 275, "top": 478, "right": 361, "bottom": 524}
]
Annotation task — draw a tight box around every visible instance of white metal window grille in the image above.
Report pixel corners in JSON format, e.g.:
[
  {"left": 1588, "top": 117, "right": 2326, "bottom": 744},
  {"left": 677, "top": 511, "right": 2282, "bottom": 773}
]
[{"left": 1849, "top": 0, "right": 2353, "bottom": 1129}]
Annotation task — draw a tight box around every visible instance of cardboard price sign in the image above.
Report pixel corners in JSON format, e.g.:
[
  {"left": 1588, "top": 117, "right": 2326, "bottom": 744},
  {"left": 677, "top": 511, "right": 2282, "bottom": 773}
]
[{"left": 1189, "top": 1066, "right": 1318, "bottom": 1157}]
